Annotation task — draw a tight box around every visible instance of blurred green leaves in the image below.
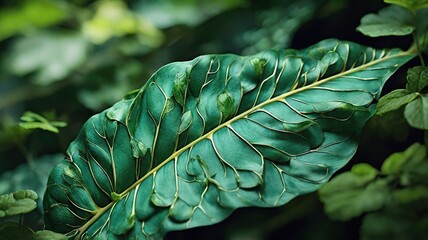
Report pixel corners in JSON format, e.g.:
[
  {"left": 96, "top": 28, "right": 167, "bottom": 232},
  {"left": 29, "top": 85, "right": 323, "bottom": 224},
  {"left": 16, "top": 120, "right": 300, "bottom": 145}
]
[
  {"left": 8, "top": 32, "right": 89, "bottom": 85},
  {"left": 0, "top": 0, "right": 67, "bottom": 41},
  {"left": 136, "top": 0, "right": 248, "bottom": 28},
  {"left": 320, "top": 143, "right": 428, "bottom": 238},
  {"left": 82, "top": 0, "right": 164, "bottom": 46},
  {"left": 319, "top": 164, "right": 388, "bottom": 221}
]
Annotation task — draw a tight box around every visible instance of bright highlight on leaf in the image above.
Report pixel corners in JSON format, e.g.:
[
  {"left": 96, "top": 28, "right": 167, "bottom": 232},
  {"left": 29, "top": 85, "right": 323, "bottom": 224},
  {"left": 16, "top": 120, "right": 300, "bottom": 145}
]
[{"left": 43, "top": 39, "right": 414, "bottom": 239}]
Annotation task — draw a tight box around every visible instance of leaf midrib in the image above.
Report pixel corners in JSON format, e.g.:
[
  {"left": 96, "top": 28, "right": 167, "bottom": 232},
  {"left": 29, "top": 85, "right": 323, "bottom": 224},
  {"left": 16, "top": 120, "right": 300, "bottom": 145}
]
[{"left": 75, "top": 49, "right": 411, "bottom": 238}]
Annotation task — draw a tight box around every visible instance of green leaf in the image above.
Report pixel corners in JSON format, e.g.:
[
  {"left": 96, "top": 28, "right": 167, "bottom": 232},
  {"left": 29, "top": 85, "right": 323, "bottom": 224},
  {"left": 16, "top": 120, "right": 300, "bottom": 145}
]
[
  {"left": 319, "top": 163, "right": 389, "bottom": 221},
  {"left": 0, "top": 190, "right": 37, "bottom": 217},
  {"left": 361, "top": 211, "right": 428, "bottom": 240},
  {"left": 404, "top": 94, "right": 428, "bottom": 129},
  {"left": 43, "top": 39, "right": 414, "bottom": 238},
  {"left": 0, "top": 154, "right": 63, "bottom": 217},
  {"left": 392, "top": 185, "right": 428, "bottom": 204},
  {"left": 381, "top": 143, "right": 425, "bottom": 175},
  {"left": 135, "top": 0, "right": 248, "bottom": 28},
  {"left": 406, "top": 66, "right": 428, "bottom": 93},
  {"left": 19, "top": 111, "right": 67, "bottom": 133},
  {"left": 376, "top": 89, "right": 418, "bottom": 115},
  {"left": 34, "top": 230, "right": 68, "bottom": 240},
  {"left": 8, "top": 32, "right": 89, "bottom": 85},
  {"left": 0, "top": 222, "right": 34, "bottom": 240},
  {"left": 398, "top": 143, "right": 428, "bottom": 185},
  {"left": 0, "top": 0, "right": 67, "bottom": 41},
  {"left": 385, "top": 0, "right": 428, "bottom": 11},
  {"left": 82, "top": 0, "right": 163, "bottom": 45},
  {"left": 356, "top": 5, "right": 415, "bottom": 37}
]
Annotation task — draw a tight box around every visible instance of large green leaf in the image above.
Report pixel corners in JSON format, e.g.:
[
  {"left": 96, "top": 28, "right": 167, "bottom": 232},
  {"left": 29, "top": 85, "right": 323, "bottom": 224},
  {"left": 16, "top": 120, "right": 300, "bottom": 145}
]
[{"left": 43, "top": 39, "right": 414, "bottom": 239}]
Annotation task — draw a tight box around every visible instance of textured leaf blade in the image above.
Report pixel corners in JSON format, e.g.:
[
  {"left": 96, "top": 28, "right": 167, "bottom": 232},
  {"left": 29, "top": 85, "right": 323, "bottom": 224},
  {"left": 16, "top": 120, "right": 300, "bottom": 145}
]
[
  {"left": 43, "top": 39, "right": 414, "bottom": 239},
  {"left": 356, "top": 5, "right": 414, "bottom": 37},
  {"left": 404, "top": 94, "right": 428, "bottom": 129},
  {"left": 376, "top": 89, "right": 418, "bottom": 115}
]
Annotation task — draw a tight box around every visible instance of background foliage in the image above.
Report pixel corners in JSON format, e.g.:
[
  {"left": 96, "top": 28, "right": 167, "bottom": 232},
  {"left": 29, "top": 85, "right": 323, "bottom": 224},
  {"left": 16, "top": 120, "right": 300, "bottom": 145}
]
[{"left": 0, "top": 0, "right": 426, "bottom": 239}]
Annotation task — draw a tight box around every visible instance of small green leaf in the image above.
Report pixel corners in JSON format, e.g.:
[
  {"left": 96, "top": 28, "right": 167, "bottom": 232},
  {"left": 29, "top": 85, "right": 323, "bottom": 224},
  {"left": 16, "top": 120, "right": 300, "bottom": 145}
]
[
  {"left": 130, "top": 139, "right": 147, "bottom": 158},
  {"left": 217, "top": 91, "right": 234, "bottom": 121},
  {"left": 357, "top": 5, "right": 414, "bottom": 37},
  {"left": 19, "top": 111, "right": 67, "bottom": 133},
  {"left": 250, "top": 57, "right": 267, "bottom": 76},
  {"left": 173, "top": 72, "right": 189, "bottom": 107},
  {"left": 351, "top": 163, "right": 379, "bottom": 177},
  {"left": 178, "top": 110, "right": 192, "bottom": 134},
  {"left": 319, "top": 163, "right": 377, "bottom": 195},
  {"left": 0, "top": 190, "right": 38, "bottom": 217},
  {"left": 385, "top": 0, "right": 428, "bottom": 11},
  {"left": 377, "top": 89, "right": 418, "bottom": 115},
  {"left": 406, "top": 66, "right": 428, "bottom": 93},
  {"left": 319, "top": 164, "right": 389, "bottom": 221},
  {"left": 381, "top": 143, "right": 425, "bottom": 175},
  {"left": 404, "top": 94, "right": 428, "bottom": 129},
  {"left": 34, "top": 230, "right": 68, "bottom": 240},
  {"left": 0, "top": 222, "right": 34, "bottom": 240}
]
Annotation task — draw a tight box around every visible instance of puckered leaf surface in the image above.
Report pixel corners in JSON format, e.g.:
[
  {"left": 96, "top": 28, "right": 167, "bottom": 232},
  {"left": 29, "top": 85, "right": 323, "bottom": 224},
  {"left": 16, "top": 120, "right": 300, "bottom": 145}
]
[{"left": 43, "top": 39, "right": 414, "bottom": 239}]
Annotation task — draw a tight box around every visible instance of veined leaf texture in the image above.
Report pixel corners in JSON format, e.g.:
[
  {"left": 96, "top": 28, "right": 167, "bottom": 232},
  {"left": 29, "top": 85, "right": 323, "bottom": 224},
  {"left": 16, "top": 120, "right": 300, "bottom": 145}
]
[{"left": 43, "top": 39, "right": 414, "bottom": 239}]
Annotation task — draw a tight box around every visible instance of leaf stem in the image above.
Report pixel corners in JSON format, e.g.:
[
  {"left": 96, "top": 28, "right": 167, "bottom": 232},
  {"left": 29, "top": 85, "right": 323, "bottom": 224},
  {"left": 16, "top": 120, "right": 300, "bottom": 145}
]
[
  {"left": 411, "top": 11, "right": 426, "bottom": 67},
  {"left": 413, "top": 32, "right": 426, "bottom": 66}
]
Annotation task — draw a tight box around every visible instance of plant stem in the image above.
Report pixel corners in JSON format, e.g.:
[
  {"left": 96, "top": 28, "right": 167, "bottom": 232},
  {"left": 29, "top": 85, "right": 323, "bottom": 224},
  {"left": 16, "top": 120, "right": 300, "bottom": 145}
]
[
  {"left": 411, "top": 11, "right": 426, "bottom": 67},
  {"left": 413, "top": 32, "right": 427, "bottom": 67},
  {"left": 19, "top": 213, "right": 23, "bottom": 229}
]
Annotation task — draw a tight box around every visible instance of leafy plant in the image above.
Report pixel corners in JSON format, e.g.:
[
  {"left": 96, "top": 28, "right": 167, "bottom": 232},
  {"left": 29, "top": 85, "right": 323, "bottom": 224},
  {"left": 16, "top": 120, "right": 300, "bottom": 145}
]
[
  {"left": 0, "top": 190, "right": 37, "bottom": 218},
  {"left": 43, "top": 39, "right": 414, "bottom": 238},
  {"left": 320, "top": 0, "right": 428, "bottom": 239},
  {"left": 0, "top": 190, "right": 67, "bottom": 240}
]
